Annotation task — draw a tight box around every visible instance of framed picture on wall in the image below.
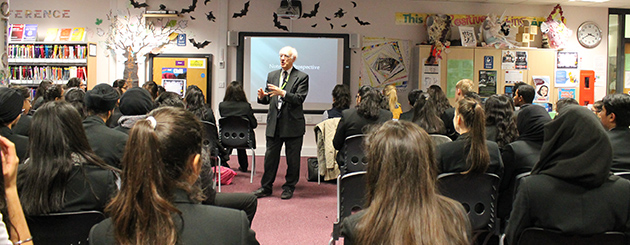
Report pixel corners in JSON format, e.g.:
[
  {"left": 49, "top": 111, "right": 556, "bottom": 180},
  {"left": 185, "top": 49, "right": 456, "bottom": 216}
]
[
  {"left": 89, "top": 43, "right": 97, "bottom": 57},
  {"left": 459, "top": 26, "right": 477, "bottom": 47}
]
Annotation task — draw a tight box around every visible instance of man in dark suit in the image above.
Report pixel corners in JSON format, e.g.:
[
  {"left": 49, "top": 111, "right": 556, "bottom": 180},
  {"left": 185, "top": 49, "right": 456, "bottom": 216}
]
[
  {"left": 600, "top": 93, "right": 630, "bottom": 172},
  {"left": 253, "top": 46, "right": 309, "bottom": 200}
]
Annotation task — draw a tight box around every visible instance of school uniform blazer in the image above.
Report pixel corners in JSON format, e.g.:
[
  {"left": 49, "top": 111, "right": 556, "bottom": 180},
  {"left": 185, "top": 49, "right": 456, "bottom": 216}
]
[
  {"left": 0, "top": 126, "right": 28, "bottom": 163},
  {"left": 257, "top": 68, "right": 309, "bottom": 138},
  {"left": 89, "top": 189, "right": 260, "bottom": 245},
  {"left": 219, "top": 101, "right": 258, "bottom": 146},
  {"left": 505, "top": 174, "right": 630, "bottom": 245},
  {"left": 436, "top": 134, "right": 504, "bottom": 178},
  {"left": 83, "top": 115, "right": 128, "bottom": 168},
  {"left": 498, "top": 140, "right": 542, "bottom": 221},
  {"left": 608, "top": 127, "right": 630, "bottom": 172},
  {"left": 332, "top": 108, "right": 393, "bottom": 151}
]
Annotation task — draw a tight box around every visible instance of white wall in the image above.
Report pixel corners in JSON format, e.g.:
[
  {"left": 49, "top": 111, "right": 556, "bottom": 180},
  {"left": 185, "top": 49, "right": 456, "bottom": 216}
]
[{"left": 9, "top": 0, "right": 610, "bottom": 156}]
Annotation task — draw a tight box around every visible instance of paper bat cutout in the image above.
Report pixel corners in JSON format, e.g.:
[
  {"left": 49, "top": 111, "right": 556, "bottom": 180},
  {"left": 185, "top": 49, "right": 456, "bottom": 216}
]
[
  {"left": 233, "top": 1, "right": 250, "bottom": 18},
  {"left": 189, "top": 38, "right": 211, "bottom": 49},
  {"left": 341, "top": 24, "right": 347, "bottom": 28},
  {"left": 311, "top": 23, "right": 317, "bottom": 28},
  {"left": 325, "top": 17, "right": 331, "bottom": 21},
  {"left": 329, "top": 23, "right": 334, "bottom": 29},
  {"left": 273, "top": 13, "right": 289, "bottom": 31},
  {"left": 302, "top": 2, "right": 319, "bottom": 18},
  {"left": 129, "top": 0, "right": 148, "bottom": 8},
  {"left": 190, "top": 16, "right": 196, "bottom": 20},
  {"left": 204, "top": 0, "right": 211, "bottom": 5},
  {"left": 206, "top": 11, "right": 216, "bottom": 22},
  {"left": 181, "top": 0, "right": 198, "bottom": 14},
  {"left": 355, "top": 16, "right": 370, "bottom": 25},
  {"left": 351, "top": 1, "right": 357, "bottom": 8},
  {"left": 159, "top": 4, "right": 166, "bottom": 10},
  {"left": 334, "top": 8, "right": 346, "bottom": 18}
]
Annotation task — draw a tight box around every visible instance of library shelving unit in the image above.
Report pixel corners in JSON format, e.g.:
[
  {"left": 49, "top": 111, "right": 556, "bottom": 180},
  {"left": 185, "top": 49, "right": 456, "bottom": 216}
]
[{"left": 8, "top": 41, "right": 97, "bottom": 88}]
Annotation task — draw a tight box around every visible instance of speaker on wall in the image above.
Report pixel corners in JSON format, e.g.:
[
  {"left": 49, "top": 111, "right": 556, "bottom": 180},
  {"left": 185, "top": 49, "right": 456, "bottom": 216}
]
[
  {"left": 349, "top": 33, "right": 360, "bottom": 49},
  {"left": 227, "top": 31, "right": 239, "bottom": 47}
]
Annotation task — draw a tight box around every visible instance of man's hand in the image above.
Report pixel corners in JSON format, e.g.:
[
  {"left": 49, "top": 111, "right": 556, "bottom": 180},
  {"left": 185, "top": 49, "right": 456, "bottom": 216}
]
[
  {"left": 266, "top": 84, "right": 286, "bottom": 97},
  {"left": 257, "top": 88, "right": 269, "bottom": 100}
]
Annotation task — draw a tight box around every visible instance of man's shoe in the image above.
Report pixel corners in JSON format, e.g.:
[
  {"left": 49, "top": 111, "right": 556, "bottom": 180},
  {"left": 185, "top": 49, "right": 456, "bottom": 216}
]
[
  {"left": 281, "top": 189, "right": 294, "bottom": 200},
  {"left": 252, "top": 188, "right": 271, "bottom": 198}
]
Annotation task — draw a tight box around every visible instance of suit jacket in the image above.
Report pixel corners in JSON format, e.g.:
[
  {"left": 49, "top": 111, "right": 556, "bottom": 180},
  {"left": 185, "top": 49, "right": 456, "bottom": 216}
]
[
  {"left": 436, "top": 134, "right": 504, "bottom": 178},
  {"left": 219, "top": 101, "right": 258, "bottom": 146},
  {"left": 83, "top": 115, "right": 128, "bottom": 168},
  {"left": 505, "top": 174, "right": 630, "bottom": 245},
  {"left": 89, "top": 189, "right": 259, "bottom": 245},
  {"left": 0, "top": 126, "right": 28, "bottom": 163},
  {"left": 257, "top": 68, "right": 309, "bottom": 138},
  {"left": 332, "top": 108, "right": 393, "bottom": 151},
  {"left": 498, "top": 140, "right": 542, "bottom": 221},
  {"left": 608, "top": 127, "right": 630, "bottom": 172}
]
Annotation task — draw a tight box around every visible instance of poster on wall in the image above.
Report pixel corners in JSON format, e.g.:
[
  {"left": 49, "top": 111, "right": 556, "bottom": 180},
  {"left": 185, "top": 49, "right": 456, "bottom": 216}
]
[
  {"left": 502, "top": 50, "right": 516, "bottom": 70},
  {"left": 558, "top": 88, "right": 576, "bottom": 99},
  {"left": 557, "top": 51, "right": 579, "bottom": 69},
  {"left": 625, "top": 71, "right": 630, "bottom": 89},
  {"left": 446, "top": 59, "right": 474, "bottom": 98},
  {"left": 515, "top": 51, "right": 528, "bottom": 70},
  {"left": 422, "top": 58, "right": 440, "bottom": 89},
  {"left": 533, "top": 76, "right": 550, "bottom": 103},
  {"left": 505, "top": 70, "right": 524, "bottom": 84},
  {"left": 478, "top": 70, "right": 497, "bottom": 97},
  {"left": 555, "top": 70, "right": 579, "bottom": 87},
  {"left": 162, "top": 68, "right": 187, "bottom": 96},
  {"left": 360, "top": 37, "right": 410, "bottom": 89}
]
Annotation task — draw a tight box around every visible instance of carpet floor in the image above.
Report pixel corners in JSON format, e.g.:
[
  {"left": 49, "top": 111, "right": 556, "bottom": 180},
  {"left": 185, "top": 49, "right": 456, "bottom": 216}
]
[{"left": 220, "top": 156, "right": 338, "bottom": 245}]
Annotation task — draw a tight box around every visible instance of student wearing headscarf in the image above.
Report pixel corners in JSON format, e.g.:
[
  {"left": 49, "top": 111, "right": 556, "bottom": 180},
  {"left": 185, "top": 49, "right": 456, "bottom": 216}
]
[
  {"left": 505, "top": 105, "right": 630, "bottom": 245},
  {"left": 0, "top": 87, "right": 28, "bottom": 162},
  {"left": 113, "top": 87, "right": 154, "bottom": 134}
]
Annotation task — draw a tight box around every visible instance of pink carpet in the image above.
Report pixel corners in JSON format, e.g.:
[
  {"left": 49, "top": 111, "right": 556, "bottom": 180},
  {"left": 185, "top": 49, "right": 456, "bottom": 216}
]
[{"left": 220, "top": 156, "right": 338, "bottom": 244}]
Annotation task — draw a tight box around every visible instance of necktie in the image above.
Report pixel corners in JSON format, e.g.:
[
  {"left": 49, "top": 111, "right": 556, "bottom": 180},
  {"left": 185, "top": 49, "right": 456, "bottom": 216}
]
[{"left": 277, "top": 71, "right": 287, "bottom": 110}]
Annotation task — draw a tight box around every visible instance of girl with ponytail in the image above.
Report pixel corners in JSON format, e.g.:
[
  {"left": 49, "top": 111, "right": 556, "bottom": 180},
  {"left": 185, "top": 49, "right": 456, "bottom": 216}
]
[
  {"left": 437, "top": 98, "right": 503, "bottom": 176},
  {"left": 90, "top": 107, "right": 258, "bottom": 245}
]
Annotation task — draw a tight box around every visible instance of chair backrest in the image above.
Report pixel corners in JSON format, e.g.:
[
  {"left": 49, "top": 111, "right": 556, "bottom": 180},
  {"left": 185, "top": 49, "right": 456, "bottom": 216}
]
[
  {"left": 342, "top": 134, "right": 368, "bottom": 173},
  {"left": 437, "top": 172, "right": 500, "bottom": 232},
  {"left": 337, "top": 171, "right": 367, "bottom": 222},
  {"left": 430, "top": 134, "right": 452, "bottom": 146},
  {"left": 201, "top": 121, "right": 220, "bottom": 155},
  {"left": 614, "top": 172, "right": 630, "bottom": 181},
  {"left": 27, "top": 210, "right": 105, "bottom": 245},
  {"left": 513, "top": 171, "right": 531, "bottom": 199},
  {"left": 517, "top": 227, "right": 627, "bottom": 245},
  {"left": 218, "top": 116, "right": 254, "bottom": 149}
]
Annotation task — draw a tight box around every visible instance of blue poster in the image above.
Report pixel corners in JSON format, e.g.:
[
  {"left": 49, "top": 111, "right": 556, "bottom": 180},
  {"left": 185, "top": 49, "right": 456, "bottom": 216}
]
[
  {"left": 484, "top": 56, "right": 493, "bottom": 69},
  {"left": 177, "top": 34, "right": 186, "bottom": 46}
]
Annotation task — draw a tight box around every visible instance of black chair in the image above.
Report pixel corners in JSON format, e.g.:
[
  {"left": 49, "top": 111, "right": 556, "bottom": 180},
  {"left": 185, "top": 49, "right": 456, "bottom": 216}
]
[
  {"left": 218, "top": 116, "right": 256, "bottom": 184},
  {"left": 438, "top": 172, "right": 501, "bottom": 243},
  {"left": 329, "top": 171, "right": 367, "bottom": 245},
  {"left": 27, "top": 210, "right": 105, "bottom": 245},
  {"left": 614, "top": 171, "right": 630, "bottom": 181},
  {"left": 430, "top": 134, "right": 452, "bottom": 146},
  {"left": 517, "top": 227, "right": 626, "bottom": 245},
  {"left": 201, "top": 121, "right": 222, "bottom": 192},
  {"left": 341, "top": 134, "right": 367, "bottom": 174}
]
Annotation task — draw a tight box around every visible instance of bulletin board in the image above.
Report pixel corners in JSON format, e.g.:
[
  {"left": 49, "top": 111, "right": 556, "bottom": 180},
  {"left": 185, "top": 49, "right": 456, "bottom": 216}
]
[{"left": 147, "top": 53, "right": 213, "bottom": 104}]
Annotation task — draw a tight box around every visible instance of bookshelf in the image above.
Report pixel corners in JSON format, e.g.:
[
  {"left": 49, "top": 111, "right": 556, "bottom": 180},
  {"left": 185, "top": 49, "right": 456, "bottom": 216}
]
[{"left": 8, "top": 41, "right": 97, "bottom": 88}]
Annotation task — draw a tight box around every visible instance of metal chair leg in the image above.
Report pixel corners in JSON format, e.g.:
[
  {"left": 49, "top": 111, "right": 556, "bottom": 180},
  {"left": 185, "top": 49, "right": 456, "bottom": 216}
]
[
  {"left": 217, "top": 156, "right": 222, "bottom": 192},
  {"left": 250, "top": 148, "right": 255, "bottom": 184}
]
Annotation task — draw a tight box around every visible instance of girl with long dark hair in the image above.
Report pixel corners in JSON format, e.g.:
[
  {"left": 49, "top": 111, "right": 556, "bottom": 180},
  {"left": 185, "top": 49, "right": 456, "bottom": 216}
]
[
  {"left": 484, "top": 94, "right": 518, "bottom": 148},
  {"left": 412, "top": 93, "right": 446, "bottom": 135},
  {"left": 90, "top": 107, "right": 258, "bottom": 244},
  {"left": 219, "top": 81, "right": 257, "bottom": 172},
  {"left": 341, "top": 120, "right": 470, "bottom": 244},
  {"left": 322, "top": 84, "right": 351, "bottom": 120}
]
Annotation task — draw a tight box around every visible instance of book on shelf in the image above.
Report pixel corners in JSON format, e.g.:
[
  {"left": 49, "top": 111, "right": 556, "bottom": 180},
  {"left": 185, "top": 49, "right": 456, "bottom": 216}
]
[
  {"left": 22, "top": 24, "right": 38, "bottom": 42},
  {"left": 57, "top": 28, "right": 72, "bottom": 41},
  {"left": 10, "top": 24, "right": 25, "bottom": 42},
  {"left": 146, "top": 10, "right": 178, "bottom": 14},
  {"left": 70, "top": 27, "right": 85, "bottom": 41},
  {"left": 44, "top": 28, "right": 59, "bottom": 42}
]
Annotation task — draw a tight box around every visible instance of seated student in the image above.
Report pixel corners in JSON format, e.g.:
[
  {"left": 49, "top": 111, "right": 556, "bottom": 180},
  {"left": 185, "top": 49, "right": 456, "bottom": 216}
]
[
  {"left": 0, "top": 87, "right": 28, "bottom": 163},
  {"left": 219, "top": 81, "right": 258, "bottom": 172},
  {"left": 83, "top": 84, "right": 129, "bottom": 168},
  {"left": 10, "top": 85, "right": 33, "bottom": 137},
  {"left": 0, "top": 136, "right": 32, "bottom": 245},
  {"left": 341, "top": 120, "right": 470, "bottom": 245},
  {"left": 142, "top": 81, "right": 158, "bottom": 100},
  {"left": 322, "top": 84, "right": 351, "bottom": 121},
  {"left": 113, "top": 87, "right": 154, "bottom": 135},
  {"left": 592, "top": 100, "right": 604, "bottom": 117},
  {"left": 30, "top": 80, "right": 52, "bottom": 113},
  {"left": 412, "top": 92, "right": 446, "bottom": 135},
  {"left": 437, "top": 97, "right": 503, "bottom": 177},
  {"left": 18, "top": 101, "right": 118, "bottom": 215},
  {"left": 484, "top": 94, "right": 518, "bottom": 149},
  {"left": 599, "top": 94, "right": 630, "bottom": 172},
  {"left": 43, "top": 84, "right": 63, "bottom": 103},
  {"left": 333, "top": 86, "right": 392, "bottom": 167},
  {"left": 555, "top": 97, "right": 579, "bottom": 115},
  {"left": 155, "top": 91, "right": 184, "bottom": 108},
  {"left": 399, "top": 89, "right": 422, "bottom": 121},
  {"left": 441, "top": 80, "right": 474, "bottom": 140},
  {"left": 64, "top": 87, "right": 88, "bottom": 119},
  {"left": 89, "top": 107, "right": 259, "bottom": 245},
  {"left": 382, "top": 84, "right": 403, "bottom": 120},
  {"left": 505, "top": 105, "right": 630, "bottom": 245}
]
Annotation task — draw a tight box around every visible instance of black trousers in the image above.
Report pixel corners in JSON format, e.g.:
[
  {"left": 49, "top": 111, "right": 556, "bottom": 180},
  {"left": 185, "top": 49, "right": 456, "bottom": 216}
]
[
  {"left": 260, "top": 135, "right": 303, "bottom": 192},
  {"left": 226, "top": 148, "right": 249, "bottom": 170},
  {"left": 214, "top": 192, "right": 258, "bottom": 225}
]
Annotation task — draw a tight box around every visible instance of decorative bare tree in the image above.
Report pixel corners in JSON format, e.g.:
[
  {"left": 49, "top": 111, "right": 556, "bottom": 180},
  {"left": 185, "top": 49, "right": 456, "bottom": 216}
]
[{"left": 104, "top": 9, "right": 187, "bottom": 84}]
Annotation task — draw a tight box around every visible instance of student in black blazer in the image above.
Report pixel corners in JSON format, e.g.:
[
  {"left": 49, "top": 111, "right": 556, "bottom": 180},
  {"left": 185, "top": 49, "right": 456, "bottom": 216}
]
[
  {"left": 89, "top": 107, "right": 259, "bottom": 245},
  {"left": 506, "top": 105, "right": 630, "bottom": 245},
  {"left": 219, "top": 81, "right": 258, "bottom": 172},
  {"left": 599, "top": 94, "right": 630, "bottom": 172},
  {"left": 253, "top": 46, "right": 309, "bottom": 200}
]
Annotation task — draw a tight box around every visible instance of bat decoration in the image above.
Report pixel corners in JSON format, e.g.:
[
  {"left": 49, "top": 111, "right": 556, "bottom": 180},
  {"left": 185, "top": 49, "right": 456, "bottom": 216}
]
[
  {"left": 302, "top": 2, "right": 319, "bottom": 18},
  {"left": 232, "top": 1, "right": 250, "bottom": 18},
  {"left": 206, "top": 11, "right": 216, "bottom": 22},
  {"left": 325, "top": 16, "right": 331, "bottom": 21},
  {"left": 204, "top": 0, "right": 211, "bottom": 5},
  {"left": 190, "top": 16, "right": 196, "bottom": 20},
  {"left": 351, "top": 1, "right": 357, "bottom": 8},
  {"left": 189, "top": 38, "right": 211, "bottom": 49},
  {"left": 355, "top": 16, "right": 370, "bottom": 26},
  {"left": 334, "top": 8, "right": 346, "bottom": 18},
  {"left": 159, "top": 4, "right": 166, "bottom": 10},
  {"left": 329, "top": 23, "right": 334, "bottom": 29},
  {"left": 181, "top": 0, "right": 198, "bottom": 14},
  {"left": 311, "top": 23, "right": 317, "bottom": 28},
  {"left": 129, "top": 0, "right": 148, "bottom": 8},
  {"left": 341, "top": 24, "right": 347, "bottom": 28},
  {"left": 353, "top": 50, "right": 357, "bottom": 54},
  {"left": 273, "top": 13, "right": 289, "bottom": 31}
]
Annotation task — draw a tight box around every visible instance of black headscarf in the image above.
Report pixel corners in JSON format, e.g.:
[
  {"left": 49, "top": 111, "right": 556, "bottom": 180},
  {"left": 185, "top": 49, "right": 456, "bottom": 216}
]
[
  {"left": 0, "top": 87, "right": 24, "bottom": 125},
  {"left": 516, "top": 104, "right": 551, "bottom": 144},
  {"left": 531, "top": 105, "right": 612, "bottom": 188}
]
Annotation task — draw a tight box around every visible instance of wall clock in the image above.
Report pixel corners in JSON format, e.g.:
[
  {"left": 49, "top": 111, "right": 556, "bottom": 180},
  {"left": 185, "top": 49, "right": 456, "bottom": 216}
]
[{"left": 577, "top": 21, "right": 602, "bottom": 48}]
